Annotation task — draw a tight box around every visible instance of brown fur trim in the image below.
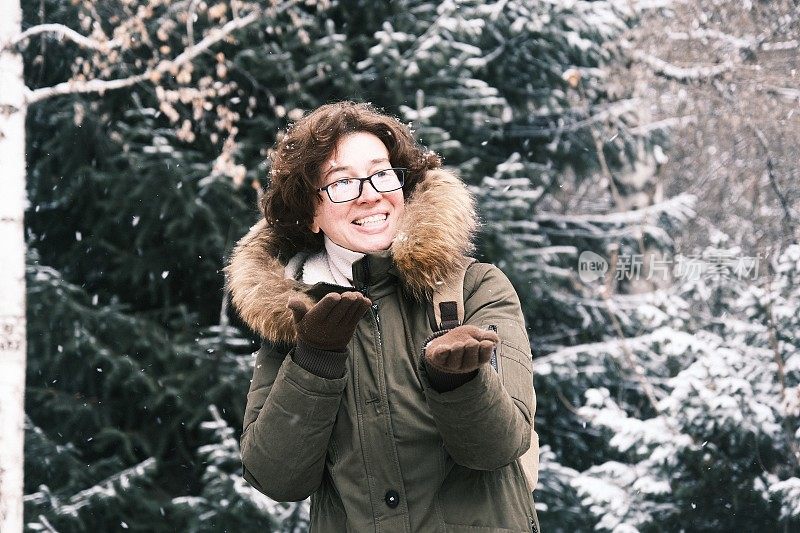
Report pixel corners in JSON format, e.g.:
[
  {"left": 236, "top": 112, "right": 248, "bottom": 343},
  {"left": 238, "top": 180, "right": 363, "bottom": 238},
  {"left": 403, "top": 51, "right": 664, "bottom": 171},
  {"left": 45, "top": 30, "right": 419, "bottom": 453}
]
[
  {"left": 391, "top": 169, "right": 477, "bottom": 299},
  {"left": 225, "top": 169, "right": 476, "bottom": 342},
  {"left": 223, "top": 219, "right": 314, "bottom": 344}
]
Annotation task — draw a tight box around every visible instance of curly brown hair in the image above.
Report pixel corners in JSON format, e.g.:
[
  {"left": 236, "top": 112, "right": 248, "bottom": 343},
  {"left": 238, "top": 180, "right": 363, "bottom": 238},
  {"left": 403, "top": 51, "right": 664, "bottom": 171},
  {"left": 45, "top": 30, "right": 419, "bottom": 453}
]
[{"left": 260, "top": 101, "right": 442, "bottom": 260}]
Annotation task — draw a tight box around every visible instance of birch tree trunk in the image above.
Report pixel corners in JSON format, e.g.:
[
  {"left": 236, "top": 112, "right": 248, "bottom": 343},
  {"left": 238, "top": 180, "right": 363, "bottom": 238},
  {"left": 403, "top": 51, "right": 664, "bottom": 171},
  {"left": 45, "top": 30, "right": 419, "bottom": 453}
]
[{"left": 0, "top": 0, "right": 27, "bottom": 530}]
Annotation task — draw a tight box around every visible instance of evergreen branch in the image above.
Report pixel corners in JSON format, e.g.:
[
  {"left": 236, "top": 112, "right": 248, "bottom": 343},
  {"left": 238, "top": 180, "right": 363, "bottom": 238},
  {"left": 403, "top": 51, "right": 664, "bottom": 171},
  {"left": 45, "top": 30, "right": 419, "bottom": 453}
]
[
  {"left": 58, "top": 458, "right": 157, "bottom": 516},
  {"left": 26, "top": 8, "right": 267, "bottom": 104},
  {"left": 533, "top": 193, "right": 695, "bottom": 225},
  {"left": 600, "top": 248, "right": 662, "bottom": 411},
  {"left": 762, "top": 273, "right": 800, "bottom": 470},
  {"left": 503, "top": 99, "right": 639, "bottom": 138},
  {"left": 537, "top": 330, "right": 675, "bottom": 366},
  {"left": 24, "top": 415, "right": 83, "bottom": 472},
  {"left": 539, "top": 224, "right": 669, "bottom": 241},
  {"left": 11, "top": 23, "right": 120, "bottom": 51}
]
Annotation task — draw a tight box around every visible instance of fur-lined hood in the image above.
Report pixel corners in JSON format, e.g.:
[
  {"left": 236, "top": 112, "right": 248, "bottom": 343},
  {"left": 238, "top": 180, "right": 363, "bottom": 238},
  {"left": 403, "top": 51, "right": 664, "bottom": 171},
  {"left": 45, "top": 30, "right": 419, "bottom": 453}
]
[{"left": 225, "top": 168, "right": 477, "bottom": 344}]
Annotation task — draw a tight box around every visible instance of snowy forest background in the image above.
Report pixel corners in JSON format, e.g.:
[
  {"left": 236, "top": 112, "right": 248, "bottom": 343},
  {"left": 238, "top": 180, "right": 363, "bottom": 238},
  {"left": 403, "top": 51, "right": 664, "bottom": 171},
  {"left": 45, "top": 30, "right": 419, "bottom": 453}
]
[{"left": 9, "top": 0, "right": 800, "bottom": 531}]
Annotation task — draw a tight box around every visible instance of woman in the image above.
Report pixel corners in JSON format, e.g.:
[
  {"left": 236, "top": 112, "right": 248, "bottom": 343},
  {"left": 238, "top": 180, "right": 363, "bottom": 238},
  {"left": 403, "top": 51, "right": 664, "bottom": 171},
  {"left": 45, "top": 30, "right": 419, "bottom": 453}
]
[{"left": 226, "top": 101, "right": 540, "bottom": 532}]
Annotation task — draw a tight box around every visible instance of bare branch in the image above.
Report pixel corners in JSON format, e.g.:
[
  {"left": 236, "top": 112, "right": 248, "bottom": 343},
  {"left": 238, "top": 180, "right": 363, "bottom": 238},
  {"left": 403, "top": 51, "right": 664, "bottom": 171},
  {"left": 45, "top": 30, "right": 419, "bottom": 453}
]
[
  {"left": 187, "top": 0, "right": 201, "bottom": 46},
  {"left": 760, "top": 39, "right": 799, "bottom": 51},
  {"left": 590, "top": 125, "right": 623, "bottom": 207},
  {"left": 633, "top": 50, "right": 735, "bottom": 82},
  {"left": 12, "top": 23, "right": 118, "bottom": 51},
  {"left": 36, "top": 516, "right": 59, "bottom": 533},
  {"left": 753, "top": 127, "right": 797, "bottom": 244},
  {"left": 631, "top": 0, "right": 690, "bottom": 10},
  {"left": 666, "top": 28, "right": 755, "bottom": 51},
  {"left": 664, "top": 30, "right": 797, "bottom": 53},
  {"left": 628, "top": 114, "right": 697, "bottom": 135},
  {"left": 766, "top": 86, "right": 800, "bottom": 102},
  {"left": 26, "top": 10, "right": 262, "bottom": 104}
]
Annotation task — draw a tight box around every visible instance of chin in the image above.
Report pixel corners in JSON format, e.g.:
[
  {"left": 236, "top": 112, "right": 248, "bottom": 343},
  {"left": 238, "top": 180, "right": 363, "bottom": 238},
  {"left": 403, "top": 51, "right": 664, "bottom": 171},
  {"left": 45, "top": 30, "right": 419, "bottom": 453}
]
[{"left": 351, "top": 235, "right": 393, "bottom": 253}]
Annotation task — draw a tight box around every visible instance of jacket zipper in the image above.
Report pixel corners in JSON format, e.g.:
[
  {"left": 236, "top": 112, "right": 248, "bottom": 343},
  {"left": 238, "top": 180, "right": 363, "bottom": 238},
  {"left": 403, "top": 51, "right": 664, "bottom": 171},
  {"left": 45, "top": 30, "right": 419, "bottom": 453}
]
[
  {"left": 487, "top": 324, "right": 499, "bottom": 372},
  {"left": 371, "top": 303, "right": 382, "bottom": 349},
  {"left": 360, "top": 256, "right": 382, "bottom": 350},
  {"left": 359, "top": 256, "right": 370, "bottom": 297},
  {"left": 370, "top": 302, "right": 384, "bottom": 415}
]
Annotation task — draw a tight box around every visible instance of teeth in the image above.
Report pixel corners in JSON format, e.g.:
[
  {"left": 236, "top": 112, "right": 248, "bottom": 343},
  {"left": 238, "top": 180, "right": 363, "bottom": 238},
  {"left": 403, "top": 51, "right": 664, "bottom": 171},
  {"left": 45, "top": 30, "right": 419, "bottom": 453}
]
[{"left": 354, "top": 214, "right": 387, "bottom": 226}]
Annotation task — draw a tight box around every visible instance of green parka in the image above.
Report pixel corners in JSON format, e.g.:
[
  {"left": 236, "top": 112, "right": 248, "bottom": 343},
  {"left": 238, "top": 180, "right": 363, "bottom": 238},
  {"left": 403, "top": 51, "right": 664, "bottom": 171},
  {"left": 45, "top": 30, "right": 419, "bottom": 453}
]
[{"left": 226, "top": 169, "right": 540, "bottom": 532}]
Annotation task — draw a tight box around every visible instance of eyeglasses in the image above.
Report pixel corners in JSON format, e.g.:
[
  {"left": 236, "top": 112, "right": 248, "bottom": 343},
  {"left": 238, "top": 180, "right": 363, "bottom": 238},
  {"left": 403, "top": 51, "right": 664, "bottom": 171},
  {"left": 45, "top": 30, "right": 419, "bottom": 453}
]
[{"left": 317, "top": 168, "right": 406, "bottom": 203}]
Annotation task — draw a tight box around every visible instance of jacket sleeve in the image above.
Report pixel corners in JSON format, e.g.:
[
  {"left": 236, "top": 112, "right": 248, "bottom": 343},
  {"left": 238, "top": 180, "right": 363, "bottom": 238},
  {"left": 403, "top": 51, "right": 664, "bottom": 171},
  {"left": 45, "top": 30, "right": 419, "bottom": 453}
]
[
  {"left": 241, "top": 342, "right": 347, "bottom": 501},
  {"left": 418, "top": 263, "right": 537, "bottom": 471}
]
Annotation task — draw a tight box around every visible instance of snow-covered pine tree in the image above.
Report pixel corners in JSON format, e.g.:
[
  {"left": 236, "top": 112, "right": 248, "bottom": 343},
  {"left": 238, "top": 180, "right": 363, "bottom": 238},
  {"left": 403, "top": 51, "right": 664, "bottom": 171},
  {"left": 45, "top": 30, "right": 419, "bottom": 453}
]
[
  {"left": 172, "top": 404, "right": 310, "bottom": 532},
  {"left": 562, "top": 242, "right": 799, "bottom": 530}
]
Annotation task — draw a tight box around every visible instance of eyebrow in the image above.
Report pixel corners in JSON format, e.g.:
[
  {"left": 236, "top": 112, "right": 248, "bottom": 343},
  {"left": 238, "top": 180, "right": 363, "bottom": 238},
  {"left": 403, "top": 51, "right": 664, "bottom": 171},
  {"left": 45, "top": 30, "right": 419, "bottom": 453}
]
[{"left": 322, "top": 158, "right": 390, "bottom": 181}]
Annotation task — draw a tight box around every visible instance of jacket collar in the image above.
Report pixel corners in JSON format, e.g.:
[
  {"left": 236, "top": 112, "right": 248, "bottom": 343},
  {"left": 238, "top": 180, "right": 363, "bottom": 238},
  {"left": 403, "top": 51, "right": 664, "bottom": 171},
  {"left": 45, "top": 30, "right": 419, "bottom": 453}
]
[{"left": 224, "top": 168, "right": 476, "bottom": 344}]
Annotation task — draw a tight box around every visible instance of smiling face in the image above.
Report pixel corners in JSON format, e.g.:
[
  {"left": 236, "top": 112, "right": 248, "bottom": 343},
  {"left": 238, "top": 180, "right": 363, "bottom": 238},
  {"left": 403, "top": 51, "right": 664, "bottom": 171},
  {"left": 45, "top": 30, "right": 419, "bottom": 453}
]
[{"left": 311, "top": 132, "right": 405, "bottom": 253}]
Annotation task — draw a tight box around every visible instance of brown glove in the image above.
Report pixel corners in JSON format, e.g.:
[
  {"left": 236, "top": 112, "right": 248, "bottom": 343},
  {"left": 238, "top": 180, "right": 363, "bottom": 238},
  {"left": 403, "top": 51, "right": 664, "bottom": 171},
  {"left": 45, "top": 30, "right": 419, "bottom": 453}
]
[
  {"left": 424, "top": 325, "right": 500, "bottom": 374},
  {"left": 287, "top": 291, "right": 372, "bottom": 351}
]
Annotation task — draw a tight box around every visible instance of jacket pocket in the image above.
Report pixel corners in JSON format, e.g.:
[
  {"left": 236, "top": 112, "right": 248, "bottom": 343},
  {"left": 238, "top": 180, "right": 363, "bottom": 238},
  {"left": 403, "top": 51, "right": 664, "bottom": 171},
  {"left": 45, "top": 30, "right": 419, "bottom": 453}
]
[
  {"left": 438, "top": 462, "right": 536, "bottom": 532},
  {"left": 494, "top": 325, "right": 534, "bottom": 424}
]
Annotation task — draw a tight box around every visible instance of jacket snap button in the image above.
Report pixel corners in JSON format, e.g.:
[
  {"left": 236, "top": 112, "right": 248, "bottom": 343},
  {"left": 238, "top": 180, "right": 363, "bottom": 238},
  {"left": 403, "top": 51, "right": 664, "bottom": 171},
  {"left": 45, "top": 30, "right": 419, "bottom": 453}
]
[{"left": 384, "top": 490, "right": 400, "bottom": 509}]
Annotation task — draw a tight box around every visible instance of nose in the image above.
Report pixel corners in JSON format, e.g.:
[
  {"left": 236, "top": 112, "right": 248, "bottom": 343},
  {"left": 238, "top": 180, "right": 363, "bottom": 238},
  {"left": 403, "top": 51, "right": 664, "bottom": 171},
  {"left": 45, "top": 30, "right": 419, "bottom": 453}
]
[{"left": 357, "top": 180, "right": 382, "bottom": 203}]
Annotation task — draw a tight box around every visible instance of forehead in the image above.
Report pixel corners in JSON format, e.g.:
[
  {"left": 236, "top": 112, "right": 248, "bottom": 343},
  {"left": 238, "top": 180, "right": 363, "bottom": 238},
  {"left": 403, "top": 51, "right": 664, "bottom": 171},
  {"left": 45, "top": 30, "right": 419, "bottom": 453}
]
[{"left": 325, "top": 132, "right": 390, "bottom": 170}]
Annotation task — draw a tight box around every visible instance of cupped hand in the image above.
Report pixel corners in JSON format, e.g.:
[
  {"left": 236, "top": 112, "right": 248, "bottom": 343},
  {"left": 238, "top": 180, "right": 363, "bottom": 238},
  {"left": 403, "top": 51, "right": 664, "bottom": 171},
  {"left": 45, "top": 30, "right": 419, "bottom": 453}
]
[
  {"left": 424, "top": 325, "right": 500, "bottom": 374},
  {"left": 287, "top": 291, "right": 372, "bottom": 351}
]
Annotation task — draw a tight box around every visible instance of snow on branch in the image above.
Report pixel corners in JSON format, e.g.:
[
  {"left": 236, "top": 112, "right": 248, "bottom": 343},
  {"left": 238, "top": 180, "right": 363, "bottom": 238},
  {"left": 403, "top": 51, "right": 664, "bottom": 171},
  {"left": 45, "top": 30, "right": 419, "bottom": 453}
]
[
  {"left": 503, "top": 99, "right": 640, "bottom": 138},
  {"left": 533, "top": 192, "right": 696, "bottom": 226},
  {"left": 536, "top": 328, "right": 693, "bottom": 373},
  {"left": 633, "top": 50, "right": 735, "bottom": 82},
  {"left": 26, "top": 8, "right": 265, "bottom": 104},
  {"left": 58, "top": 458, "right": 157, "bottom": 516},
  {"left": 760, "top": 39, "right": 799, "bottom": 51},
  {"left": 770, "top": 478, "right": 800, "bottom": 521},
  {"left": 629, "top": 114, "right": 697, "bottom": 135},
  {"left": 25, "top": 458, "right": 158, "bottom": 517},
  {"left": 666, "top": 28, "right": 755, "bottom": 51},
  {"left": 12, "top": 24, "right": 120, "bottom": 51},
  {"left": 766, "top": 86, "right": 800, "bottom": 101},
  {"left": 631, "top": 0, "right": 689, "bottom": 11}
]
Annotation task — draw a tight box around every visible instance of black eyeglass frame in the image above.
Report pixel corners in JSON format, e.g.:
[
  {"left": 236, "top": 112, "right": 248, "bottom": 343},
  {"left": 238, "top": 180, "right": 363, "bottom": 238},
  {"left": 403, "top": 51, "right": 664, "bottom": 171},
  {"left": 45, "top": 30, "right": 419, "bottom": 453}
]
[{"left": 316, "top": 167, "right": 407, "bottom": 203}]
